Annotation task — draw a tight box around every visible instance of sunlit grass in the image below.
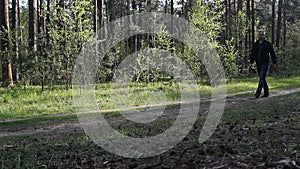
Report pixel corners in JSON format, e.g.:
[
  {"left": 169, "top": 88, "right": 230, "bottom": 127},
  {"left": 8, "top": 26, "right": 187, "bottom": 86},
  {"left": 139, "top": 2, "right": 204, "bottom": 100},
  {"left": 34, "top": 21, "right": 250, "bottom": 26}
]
[{"left": 0, "top": 75, "right": 299, "bottom": 119}]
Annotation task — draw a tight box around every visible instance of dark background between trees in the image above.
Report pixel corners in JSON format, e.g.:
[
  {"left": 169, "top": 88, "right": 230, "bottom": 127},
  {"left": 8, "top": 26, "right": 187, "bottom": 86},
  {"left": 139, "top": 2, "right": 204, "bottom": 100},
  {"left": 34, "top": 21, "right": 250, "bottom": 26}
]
[{"left": 0, "top": 0, "right": 299, "bottom": 90}]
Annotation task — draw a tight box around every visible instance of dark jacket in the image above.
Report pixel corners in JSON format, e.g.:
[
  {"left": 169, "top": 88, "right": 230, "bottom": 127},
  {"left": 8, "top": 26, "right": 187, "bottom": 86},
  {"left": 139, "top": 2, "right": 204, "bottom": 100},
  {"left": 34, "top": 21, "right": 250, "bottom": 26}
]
[{"left": 250, "top": 39, "right": 277, "bottom": 66}]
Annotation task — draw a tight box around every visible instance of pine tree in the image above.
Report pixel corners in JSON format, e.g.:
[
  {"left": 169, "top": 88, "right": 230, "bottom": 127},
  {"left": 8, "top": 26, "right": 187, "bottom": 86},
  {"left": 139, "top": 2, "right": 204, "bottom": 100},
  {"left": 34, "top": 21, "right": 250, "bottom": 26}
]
[{"left": 0, "top": 0, "right": 13, "bottom": 87}]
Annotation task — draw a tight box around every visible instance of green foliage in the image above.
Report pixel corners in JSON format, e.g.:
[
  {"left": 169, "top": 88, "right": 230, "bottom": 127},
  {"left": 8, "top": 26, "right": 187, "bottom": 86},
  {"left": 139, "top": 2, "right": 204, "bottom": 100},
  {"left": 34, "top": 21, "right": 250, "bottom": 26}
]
[
  {"left": 46, "top": 0, "right": 94, "bottom": 90},
  {"left": 1, "top": 0, "right": 299, "bottom": 90},
  {"left": 218, "top": 39, "right": 238, "bottom": 79},
  {"left": 276, "top": 21, "right": 300, "bottom": 77},
  {"left": 187, "top": 0, "right": 238, "bottom": 79}
]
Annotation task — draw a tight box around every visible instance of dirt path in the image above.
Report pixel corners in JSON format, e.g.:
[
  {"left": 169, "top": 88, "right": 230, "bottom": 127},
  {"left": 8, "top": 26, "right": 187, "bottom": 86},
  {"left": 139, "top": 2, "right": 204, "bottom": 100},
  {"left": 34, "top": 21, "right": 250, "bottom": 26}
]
[
  {"left": 1, "top": 88, "right": 300, "bottom": 138},
  {"left": 1, "top": 88, "right": 300, "bottom": 169}
]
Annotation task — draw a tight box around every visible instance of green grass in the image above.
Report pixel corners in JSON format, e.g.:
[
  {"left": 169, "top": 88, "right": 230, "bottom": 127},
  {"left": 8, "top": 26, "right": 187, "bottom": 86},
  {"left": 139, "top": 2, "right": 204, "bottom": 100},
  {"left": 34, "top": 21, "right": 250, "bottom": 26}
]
[
  {"left": 0, "top": 115, "right": 78, "bottom": 127},
  {"left": 0, "top": 75, "right": 300, "bottom": 120},
  {"left": 0, "top": 88, "right": 300, "bottom": 168}
]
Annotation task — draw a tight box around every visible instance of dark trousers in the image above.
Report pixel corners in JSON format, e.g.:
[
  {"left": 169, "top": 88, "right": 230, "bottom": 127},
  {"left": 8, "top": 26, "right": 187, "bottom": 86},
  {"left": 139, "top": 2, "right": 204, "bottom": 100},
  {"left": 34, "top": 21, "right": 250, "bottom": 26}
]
[{"left": 256, "top": 63, "right": 269, "bottom": 95}]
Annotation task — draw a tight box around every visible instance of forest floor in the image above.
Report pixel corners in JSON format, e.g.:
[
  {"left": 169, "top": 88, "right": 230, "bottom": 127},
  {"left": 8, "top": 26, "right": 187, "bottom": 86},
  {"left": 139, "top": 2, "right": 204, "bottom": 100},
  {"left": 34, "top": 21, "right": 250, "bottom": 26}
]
[{"left": 0, "top": 88, "right": 300, "bottom": 168}]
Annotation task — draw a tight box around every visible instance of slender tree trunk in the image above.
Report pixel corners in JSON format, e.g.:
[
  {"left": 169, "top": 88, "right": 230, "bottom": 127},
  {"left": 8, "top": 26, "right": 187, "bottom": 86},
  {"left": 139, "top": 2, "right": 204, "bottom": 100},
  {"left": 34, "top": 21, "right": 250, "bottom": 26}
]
[
  {"left": 93, "top": 0, "right": 98, "bottom": 32},
  {"left": 228, "top": 0, "right": 232, "bottom": 38},
  {"left": 0, "top": 0, "right": 14, "bottom": 87},
  {"left": 271, "top": 0, "right": 276, "bottom": 45},
  {"left": 245, "top": 0, "right": 250, "bottom": 68},
  {"left": 181, "top": 0, "right": 185, "bottom": 18},
  {"left": 99, "top": 0, "right": 104, "bottom": 40},
  {"left": 46, "top": 0, "right": 50, "bottom": 42},
  {"left": 12, "top": 0, "right": 19, "bottom": 84},
  {"left": 251, "top": 0, "right": 255, "bottom": 44},
  {"left": 46, "top": 0, "right": 51, "bottom": 89},
  {"left": 283, "top": 0, "right": 287, "bottom": 47},
  {"left": 237, "top": 0, "right": 243, "bottom": 73},
  {"left": 171, "top": 0, "right": 174, "bottom": 14},
  {"left": 132, "top": 0, "right": 138, "bottom": 52},
  {"left": 37, "top": 0, "right": 44, "bottom": 50},
  {"left": 146, "top": 0, "right": 152, "bottom": 46},
  {"left": 29, "top": 0, "right": 38, "bottom": 86},
  {"left": 37, "top": 0, "right": 40, "bottom": 35},
  {"left": 165, "top": 0, "right": 168, "bottom": 13},
  {"left": 233, "top": 0, "right": 236, "bottom": 14},
  {"left": 37, "top": 0, "right": 45, "bottom": 91},
  {"left": 276, "top": 0, "right": 283, "bottom": 48},
  {"left": 170, "top": 0, "right": 174, "bottom": 52},
  {"left": 237, "top": 0, "right": 243, "bottom": 11},
  {"left": 224, "top": 0, "right": 228, "bottom": 39},
  {"left": 29, "top": 0, "right": 36, "bottom": 52}
]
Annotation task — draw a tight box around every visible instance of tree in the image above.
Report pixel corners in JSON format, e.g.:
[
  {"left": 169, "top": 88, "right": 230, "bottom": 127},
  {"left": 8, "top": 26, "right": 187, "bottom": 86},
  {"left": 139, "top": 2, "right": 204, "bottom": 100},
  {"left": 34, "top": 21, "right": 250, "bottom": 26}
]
[
  {"left": 271, "top": 0, "right": 276, "bottom": 45},
  {"left": 29, "top": 0, "right": 36, "bottom": 52},
  {"left": 251, "top": 0, "right": 255, "bottom": 45},
  {"left": 47, "top": 0, "right": 94, "bottom": 89},
  {"left": 0, "top": 0, "right": 13, "bottom": 87},
  {"left": 276, "top": 0, "right": 283, "bottom": 48},
  {"left": 93, "top": 0, "right": 98, "bottom": 32},
  {"left": 283, "top": 0, "right": 287, "bottom": 46},
  {"left": 12, "top": 0, "right": 20, "bottom": 83},
  {"left": 187, "top": 0, "right": 238, "bottom": 78}
]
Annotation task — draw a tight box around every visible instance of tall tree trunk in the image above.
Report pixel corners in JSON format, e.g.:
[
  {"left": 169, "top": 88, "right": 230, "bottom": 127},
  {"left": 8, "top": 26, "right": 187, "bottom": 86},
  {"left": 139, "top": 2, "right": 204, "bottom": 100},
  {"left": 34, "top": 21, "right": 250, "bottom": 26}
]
[
  {"left": 228, "top": 0, "right": 232, "bottom": 38},
  {"left": 29, "top": 0, "right": 36, "bottom": 52},
  {"left": 251, "top": 0, "right": 255, "bottom": 44},
  {"left": 283, "top": 0, "right": 287, "bottom": 47},
  {"left": 46, "top": 0, "right": 51, "bottom": 89},
  {"left": 0, "top": 0, "right": 14, "bottom": 87},
  {"left": 165, "top": 0, "right": 168, "bottom": 13},
  {"left": 233, "top": 0, "right": 236, "bottom": 14},
  {"left": 170, "top": 0, "right": 174, "bottom": 52},
  {"left": 224, "top": 0, "right": 228, "bottom": 40},
  {"left": 146, "top": 0, "right": 153, "bottom": 47},
  {"left": 237, "top": 0, "right": 243, "bottom": 11},
  {"left": 98, "top": 0, "right": 103, "bottom": 34},
  {"left": 12, "top": 0, "right": 19, "bottom": 84},
  {"left": 171, "top": 0, "right": 174, "bottom": 14},
  {"left": 245, "top": 0, "right": 250, "bottom": 68},
  {"left": 37, "top": 0, "right": 45, "bottom": 51},
  {"left": 46, "top": 0, "right": 50, "bottom": 42},
  {"left": 93, "top": 0, "right": 98, "bottom": 32},
  {"left": 271, "top": 0, "right": 276, "bottom": 45},
  {"left": 276, "top": 0, "right": 283, "bottom": 48},
  {"left": 237, "top": 0, "right": 243, "bottom": 73},
  {"left": 37, "top": 0, "right": 45, "bottom": 91},
  {"left": 181, "top": 0, "right": 185, "bottom": 18},
  {"left": 97, "top": 0, "right": 104, "bottom": 51},
  {"left": 132, "top": 0, "right": 138, "bottom": 52}
]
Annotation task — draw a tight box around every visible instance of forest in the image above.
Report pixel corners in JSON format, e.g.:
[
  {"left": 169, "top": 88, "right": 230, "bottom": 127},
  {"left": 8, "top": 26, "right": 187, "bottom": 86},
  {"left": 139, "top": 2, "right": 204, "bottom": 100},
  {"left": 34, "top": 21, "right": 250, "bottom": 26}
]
[
  {"left": 0, "top": 0, "right": 299, "bottom": 89},
  {"left": 0, "top": 0, "right": 300, "bottom": 168}
]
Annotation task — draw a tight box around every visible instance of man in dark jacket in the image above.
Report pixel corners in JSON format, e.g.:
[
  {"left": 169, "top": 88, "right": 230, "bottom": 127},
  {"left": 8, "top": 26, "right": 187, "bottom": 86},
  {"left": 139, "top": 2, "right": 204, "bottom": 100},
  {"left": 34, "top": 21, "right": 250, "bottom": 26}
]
[{"left": 250, "top": 30, "right": 277, "bottom": 98}]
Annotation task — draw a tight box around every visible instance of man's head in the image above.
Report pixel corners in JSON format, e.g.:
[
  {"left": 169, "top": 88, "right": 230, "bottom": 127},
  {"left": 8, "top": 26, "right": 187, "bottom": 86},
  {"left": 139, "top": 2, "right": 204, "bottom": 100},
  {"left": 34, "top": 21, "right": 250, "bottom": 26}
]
[{"left": 258, "top": 30, "right": 265, "bottom": 41}]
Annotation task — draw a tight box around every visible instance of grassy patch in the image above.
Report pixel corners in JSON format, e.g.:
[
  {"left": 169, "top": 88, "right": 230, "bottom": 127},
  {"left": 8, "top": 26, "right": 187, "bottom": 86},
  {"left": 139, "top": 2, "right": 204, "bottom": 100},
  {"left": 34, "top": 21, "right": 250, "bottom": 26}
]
[
  {"left": 0, "top": 115, "right": 78, "bottom": 127},
  {"left": 0, "top": 76, "right": 300, "bottom": 119}
]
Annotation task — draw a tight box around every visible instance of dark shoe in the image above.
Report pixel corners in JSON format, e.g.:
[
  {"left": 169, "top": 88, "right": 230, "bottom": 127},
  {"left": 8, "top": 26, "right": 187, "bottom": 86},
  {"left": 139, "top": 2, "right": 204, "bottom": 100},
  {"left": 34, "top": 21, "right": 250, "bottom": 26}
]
[
  {"left": 262, "top": 93, "right": 269, "bottom": 97},
  {"left": 255, "top": 93, "right": 260, "bottom": 99}
]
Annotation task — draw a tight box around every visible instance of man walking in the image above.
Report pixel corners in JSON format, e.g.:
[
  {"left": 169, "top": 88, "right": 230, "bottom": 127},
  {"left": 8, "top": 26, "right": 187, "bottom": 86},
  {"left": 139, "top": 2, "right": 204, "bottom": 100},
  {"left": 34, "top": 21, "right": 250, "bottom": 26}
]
[{"left": 250, "top": 30, "right": 277, "bottom": 98}]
